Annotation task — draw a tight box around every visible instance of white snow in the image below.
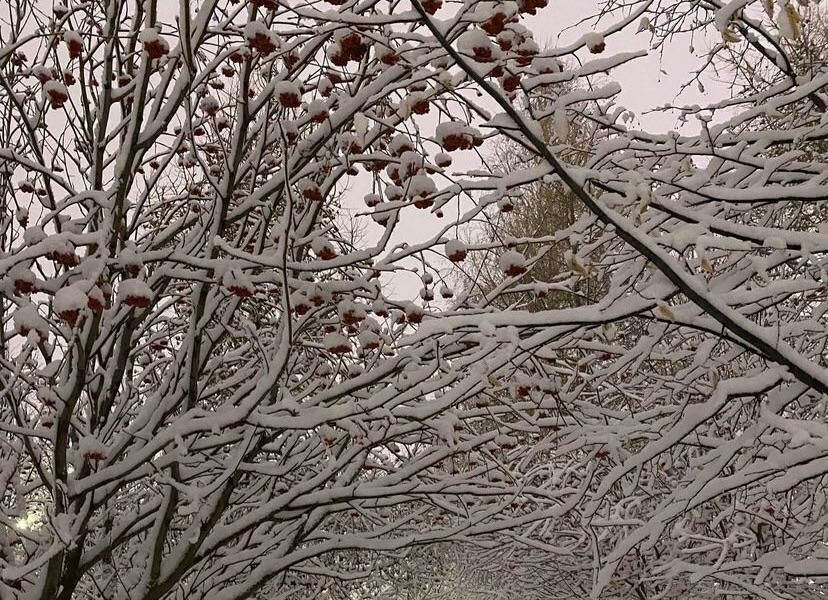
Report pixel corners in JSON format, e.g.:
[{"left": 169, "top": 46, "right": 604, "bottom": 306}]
[
  {"left": 55, "top": 285, "right": 87, "bottom": 314},
  {"left": 14, "top": 304, "right": 49, "bottom": 340},
  {"left": 498, "top": 250, "right": 527, "bottom": 275},
  {"left": 138, "top": 27, "right": 162, "bottom": 44},
  {"left": 63, "top": 30, "right": 82, "bottom": 46},
  {"left": 222, "top": 269, "right": 255, "bottom": 296},
  {"left": 118, "top": 279, "right": 153, "bottom": 306},
  {"left": 32, "top": 65, "right": 53, "bottom": 81},
  {"left": 406, "top": 174, "right": 437, "bottom": 199},
  {"left": 243, "top": 21, "right": 269, "bottom": 41},
  {"left": 199, "top": 96, "right": 219, "bottom": 115},
  {"left": 457, "top": 29, "right": 501, "bottom": 62},
  {"left": 445, "top": 239, "right": 467, "bottom": 261},
  {"left": 323, "top": 333, "right": 351, "bottom": 353}
]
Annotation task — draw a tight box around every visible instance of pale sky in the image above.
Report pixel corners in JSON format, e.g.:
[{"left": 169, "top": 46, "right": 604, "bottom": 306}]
[{"left": 532, "top": 0, "right": 713, "bottom": 131}]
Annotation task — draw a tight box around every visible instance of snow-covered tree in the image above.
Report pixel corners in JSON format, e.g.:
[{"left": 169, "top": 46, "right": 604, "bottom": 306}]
[{"left": 1, "top": 0, "right": 828, "bottom": 599}]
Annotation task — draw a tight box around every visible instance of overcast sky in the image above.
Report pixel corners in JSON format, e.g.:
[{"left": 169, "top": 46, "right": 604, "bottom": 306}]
[{"left": 531, "top": 0, "right": 713, "bottom": 131}]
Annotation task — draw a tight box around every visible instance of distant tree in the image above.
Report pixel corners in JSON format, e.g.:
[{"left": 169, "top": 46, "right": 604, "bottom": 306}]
[{"left": 459, "top": 74, "right": 606, "bottom": 312}]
